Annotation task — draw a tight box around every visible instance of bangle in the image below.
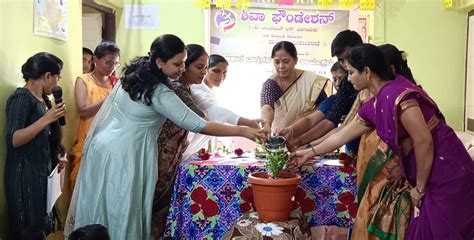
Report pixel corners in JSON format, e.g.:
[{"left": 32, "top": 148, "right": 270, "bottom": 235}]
[
  {"left": 415, "top": 186, "right": 425, "bottom": 196},
  {"left": 306, "top": 144, "right": 317, "bottom": 155}
]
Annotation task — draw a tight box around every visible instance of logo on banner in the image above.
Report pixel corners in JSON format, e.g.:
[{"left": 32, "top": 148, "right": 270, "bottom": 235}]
[{"left": 215, "top": 9, "right": 237, "bottom": 31}]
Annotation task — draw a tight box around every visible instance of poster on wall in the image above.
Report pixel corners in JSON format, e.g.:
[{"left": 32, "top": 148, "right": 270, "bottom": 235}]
[
  {"left": 124, "top": 4, "right": 160, "bottom": 29},
  {"left": 209, "top": 7, "right": 349, "bottom": 118},
  {"left": 33, "top": 0, "right": 68, "bottom": 41}
]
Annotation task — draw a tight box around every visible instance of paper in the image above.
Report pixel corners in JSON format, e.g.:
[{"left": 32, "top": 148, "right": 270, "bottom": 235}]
[
  {"left": 124, "top": 4, "right": 159, "bottom": 29},
  {"left": 46, "top": 165, "right": 63, "bottom": 214}
]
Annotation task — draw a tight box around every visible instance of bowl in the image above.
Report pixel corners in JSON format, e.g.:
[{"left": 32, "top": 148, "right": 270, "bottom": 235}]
[{"left": 265, "top": 136, "right": 286, "bottom": 152}]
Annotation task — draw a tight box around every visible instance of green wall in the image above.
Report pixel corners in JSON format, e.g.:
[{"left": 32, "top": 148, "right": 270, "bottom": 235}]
[
  {"left": 115, "top": 0, "right": 206, "bottom": 68},
  {"left": 0, "top": 0, "right": 82, "bottom": 238},
  {"left": 381, "top": 0, "right": 467, "bottom": 130}
]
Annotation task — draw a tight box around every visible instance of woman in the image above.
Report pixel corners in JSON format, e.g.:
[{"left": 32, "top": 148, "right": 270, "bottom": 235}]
[
  {"left": 82, "top": 47, "right": 94, "bottom": 74},
  {"left": 5, "top": 52, "right": 67, "bottom": 238},
  {"left": 65, "top": 34, "right": 266, "bottom": 240},
  {"left": 350, "top": 44, "right": 416, "bottom": 239},
  {"left": 183, "top": 54, "right": 262, "bottom": 158},
  {"left": 191, "top": 54, "right": 260, "bottom": 127},
  {"left": 260, "top": 41, "right": 328, "bottom": 136},
  {"left": 70, "top": 41, "right": 121, "bottom": 189},
  {"left": 277, "top": 61, "right": 346, "bottom": 150},
  {"left": 151, "top": 44, "right": 207, "bottom": 238},
  {"left": 289, "top": 44, "right": 474, "bottom": 239}
]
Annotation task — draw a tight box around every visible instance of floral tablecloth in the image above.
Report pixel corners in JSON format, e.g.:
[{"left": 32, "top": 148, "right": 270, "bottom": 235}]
[{"left": 164, "top": 154, "right": 358, "bottom": 239}]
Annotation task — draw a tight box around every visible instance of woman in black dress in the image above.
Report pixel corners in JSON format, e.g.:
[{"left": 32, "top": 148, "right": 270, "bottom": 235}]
[{"left": 5, "top": 52, "right": 67, "bottom": 238}]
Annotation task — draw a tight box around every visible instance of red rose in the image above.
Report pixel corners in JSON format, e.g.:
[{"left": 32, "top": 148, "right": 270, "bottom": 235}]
[
  {"left": 338, "top": 192, "right": 355, "bottom": 205},
  {"left": 200, "top": 152, "right": 211, "bottom": 160},
  {"left": 191, "top": 187, "right": 208, "bottom": 204},
  {"left": 338, "top": 153, "right": 349, "bottom": 161},
  {"left": 335, "top": 203, "right": 347, "bottom": 212},
  {"left": 292, "top": 201, "right": 300, "bottom": 210},
  {"left": 240, "top": 187, "right": 253, "bottom": 203},
  {"left": 198, "top": 148, "right": 206, "bottom": 155},
  {"left": 348, "top": 202, "right": 358, "bottom": 217},
  {"left": 202, "top": 199, "right": 219, "bottom": 217},
  {"left": 239, "top": 202, "right": 252, "bottom": 213},
  {"left": 234, "top": 148, "right": 244, "bottom": 157},
  {"left": 295, "top": 187, "right": 306, "bottom": 202},
  {"left": 340, "top": 166, "right": 354, "bottom": 174},
  {"left": 300, "top": 198, "right": 316, "bottom": 213},
  {"left": 190, "top": 203, "right": 201, "bottom": 214}
]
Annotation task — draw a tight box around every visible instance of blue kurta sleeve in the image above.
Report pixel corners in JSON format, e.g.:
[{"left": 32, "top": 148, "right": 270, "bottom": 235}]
[{"left": 152, "top": 85, "right": 207, "bottom": 133}]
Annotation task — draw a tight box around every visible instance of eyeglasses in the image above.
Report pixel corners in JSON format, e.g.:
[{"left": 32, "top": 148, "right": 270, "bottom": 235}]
[{"left": 103, "top": 60, "right": 121, "bottom": 68}]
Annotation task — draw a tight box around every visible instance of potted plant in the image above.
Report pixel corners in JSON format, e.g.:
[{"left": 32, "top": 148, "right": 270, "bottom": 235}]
[{"left": 248, "top": 136, "right": 301, "bottom": 221}]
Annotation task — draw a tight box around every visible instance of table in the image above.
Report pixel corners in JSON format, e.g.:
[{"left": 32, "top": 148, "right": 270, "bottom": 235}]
[{"left": 164, "top": 154, "right": 358, "bottom": 239}]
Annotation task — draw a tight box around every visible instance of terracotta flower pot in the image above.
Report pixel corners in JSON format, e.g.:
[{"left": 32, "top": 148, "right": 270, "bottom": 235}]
[{"left": 248, "top": 171, "right": 301, "bottom": 222}]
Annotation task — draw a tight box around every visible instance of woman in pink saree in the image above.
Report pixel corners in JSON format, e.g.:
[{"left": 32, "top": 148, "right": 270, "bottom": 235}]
[{"left": 289, "top": 44, "right": 474, "bottom": 239}]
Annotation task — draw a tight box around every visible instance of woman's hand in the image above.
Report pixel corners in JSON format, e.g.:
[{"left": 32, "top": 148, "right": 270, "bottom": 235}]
[
  {"left": 262, "top": 122, "right": 272, "bottom": 140},
  {"left": 43, "top": 102, "right": 66, "bottom": 124},
  {"left": 286, "top": 137, "right": 301, "bottom": 151},
  {"left": 410, "top": 187, "right": 424, "bottom": 208},
  {"left": 275, "top": 127, "right": 293, "bottom": 140},
  {"left": 241, "top": 126, "right": 267, "bottom": 143},
  {"left": 248, "top": 119, "right": 264, "bottom": 129},
  {"left": 287, "top": 149, "right": 313, "bottom": 169},
  {"left": 57, "top": 153, "right": 68, "bottom": 172}
]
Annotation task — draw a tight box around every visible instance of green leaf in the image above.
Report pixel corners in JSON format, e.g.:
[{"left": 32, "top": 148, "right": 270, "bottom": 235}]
[
  {"left": 185, "top": 164, "right": 198, "bottom": 177},
  {"left": 339, "top": 173, "right": 347, "bottom": 182}
]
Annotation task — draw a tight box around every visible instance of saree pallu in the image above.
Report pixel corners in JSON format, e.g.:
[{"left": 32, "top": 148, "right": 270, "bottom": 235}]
[
  {"left": 69, "top": 73, "right": 112, "bottom": 189},
  {"left": 351, "top": 131, "right": 410, "bottom": 240},
  {"left": 272, "top": 71, "right": 328, "bottom": 132},
  {"left": 357, "top": 75, "right": 474, "bottom": 239}
]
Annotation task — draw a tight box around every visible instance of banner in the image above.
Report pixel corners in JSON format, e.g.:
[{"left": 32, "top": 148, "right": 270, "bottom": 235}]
[{"left": 209, "top": 7, "right": 349, "bottom": 118}]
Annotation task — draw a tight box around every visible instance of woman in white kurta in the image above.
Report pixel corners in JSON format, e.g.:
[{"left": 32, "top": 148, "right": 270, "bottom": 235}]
[
  {"left": 184, "top": 55, "right": 260, "bottom": 158},
  {"left": 65, "top": 35, "right": 266, "bottom": 240}
]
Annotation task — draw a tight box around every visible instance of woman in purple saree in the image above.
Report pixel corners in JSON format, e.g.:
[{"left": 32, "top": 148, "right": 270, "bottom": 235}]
[{"left": 289, "top": 44, "right": 474, "bottom": 239}]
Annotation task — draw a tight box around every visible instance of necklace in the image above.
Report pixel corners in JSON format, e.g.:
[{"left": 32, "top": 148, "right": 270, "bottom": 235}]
[
  {"left": 90, "top": 72, "right": 109, "bottom": 88},
  {"left": 277, "top": 70, "right": 298, "bottom": 92}
]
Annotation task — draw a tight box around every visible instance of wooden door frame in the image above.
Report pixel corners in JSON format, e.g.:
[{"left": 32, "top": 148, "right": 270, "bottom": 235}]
[{"left": 82, "top": 0, "right": 116, "bottom": 42}]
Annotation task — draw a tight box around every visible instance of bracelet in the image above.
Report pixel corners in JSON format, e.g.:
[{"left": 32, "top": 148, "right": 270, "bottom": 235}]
[
  {"left": 415, "top": 186, "right": 425, "bottom": 196},
  {"left": 306, "top": 143, "right": 317, "bottom": 155}
]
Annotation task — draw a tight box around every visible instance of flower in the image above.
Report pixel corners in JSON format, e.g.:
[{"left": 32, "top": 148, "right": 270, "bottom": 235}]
[
  {"left": 239, "top": 202, "right": 252, "bottom": 213},
  {"left": 202, "top": 199, "right": 219, "bottom": 217},
  {"left": 237, "top": 219, "right": 252, "bottom": 227},
  {"left": 234, "top": 148, "right": 244, "bottom": 156},
  {"left": 190, "top": 186, "right": 208, "bottom": 204},
  {"left": 255, "top": 223, "right": 283, "bottom": 236},
  {"left": 335, "top": 203, "right": 347, "bottom": 212},
  {"left": 338, "top": 152, "right": 355, "bottom": 166},
  {"left": 338, "top": 191, "right": 355, "bottom": 205},
  {"left": 190, "top": 203, "right": 201, "bottom": 214},
  {"left": 197, "top": 148, "right": 211, "bottom": 160},
  {"left": 300, "top": 198, "right": 316, "bottom": 213},
  {"left": 348, "top": 202, "right": 358, "bottom": 218}
]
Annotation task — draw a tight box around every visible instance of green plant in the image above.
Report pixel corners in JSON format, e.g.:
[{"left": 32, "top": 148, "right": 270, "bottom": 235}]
[{"left": 266, "top": 150, "right": 289, "bottom": 178}]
